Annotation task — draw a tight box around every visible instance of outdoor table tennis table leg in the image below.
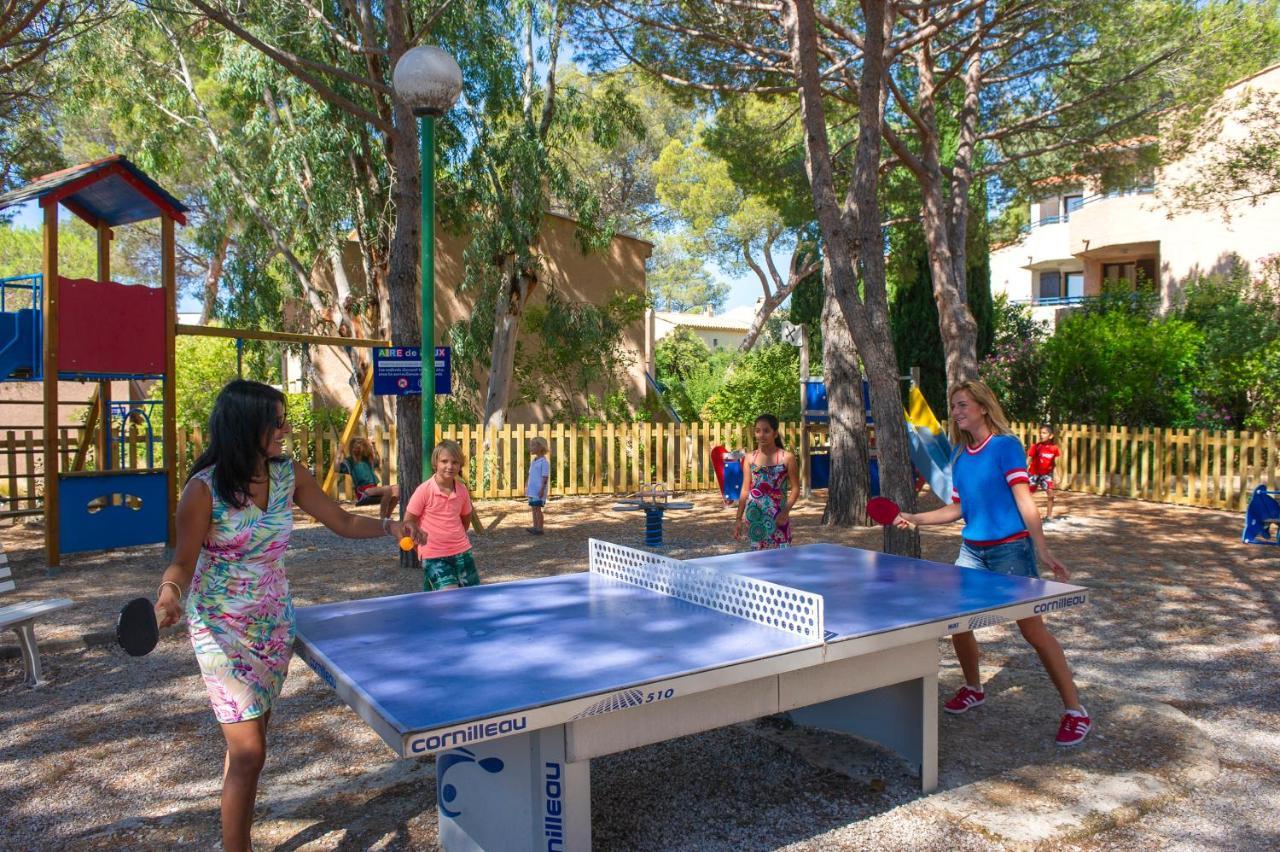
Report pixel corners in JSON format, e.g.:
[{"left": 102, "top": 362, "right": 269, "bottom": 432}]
[
  {"left": 436, "top": 725, "right": 590, "bottom": 851},
  {"left": 434, "top": 639, "right": 940, "bottom": 850}
]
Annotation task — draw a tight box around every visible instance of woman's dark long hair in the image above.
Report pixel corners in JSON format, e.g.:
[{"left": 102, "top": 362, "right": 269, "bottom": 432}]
[
  {"left": 188, "top": 380, "right": 287, "bottom": 508},
  {"left": 755, "top": 413, "right": 785, "bottom": 449}
]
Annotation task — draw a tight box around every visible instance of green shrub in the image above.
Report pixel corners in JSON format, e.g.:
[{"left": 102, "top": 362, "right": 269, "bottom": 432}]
[
  {"left": 654, "top": 327, "right": 735, "bottom": 422},
  {"left": 1040, "top": 298, "right": 1202, "bottom": 426},
  {"left": 980, "top": 295, "right": 1048, "bottom": 422},
  {"left": 701, "top": 342, "right": 800, "bottom": 422},
  {"left": 1173, "top": 256, "right": 1280, "bottom": 429}
]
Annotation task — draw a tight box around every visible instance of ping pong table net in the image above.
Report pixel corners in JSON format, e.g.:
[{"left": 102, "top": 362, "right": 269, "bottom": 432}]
[{"left": 588, "top": 539, "right": 826, "bottom": 643}]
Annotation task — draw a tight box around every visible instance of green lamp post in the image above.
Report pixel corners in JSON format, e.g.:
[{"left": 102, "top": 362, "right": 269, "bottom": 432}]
[{"left": 392, "top": 45, "right": 462, "bottom": 477}]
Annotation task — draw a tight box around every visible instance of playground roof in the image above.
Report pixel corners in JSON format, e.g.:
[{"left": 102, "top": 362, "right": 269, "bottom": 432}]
[{"left": 0, "top": 155, "right": 187, "bottom": 227}]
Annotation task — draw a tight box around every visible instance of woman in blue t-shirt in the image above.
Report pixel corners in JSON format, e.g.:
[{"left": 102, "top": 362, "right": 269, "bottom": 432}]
[{"left": 896, "top": 380, "right": 1090, "bottom": 747}]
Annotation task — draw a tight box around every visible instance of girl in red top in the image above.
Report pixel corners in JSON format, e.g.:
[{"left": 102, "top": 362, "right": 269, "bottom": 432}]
[{"left": 1028, "top": 424, "right": 1061, "bottom": 521}]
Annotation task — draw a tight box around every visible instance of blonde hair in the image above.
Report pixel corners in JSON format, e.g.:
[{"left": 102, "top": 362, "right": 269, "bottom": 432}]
[
  {"left": 431, "top": 440, "right": 465, "bottom": 469},
  {"left": 529, "top": 436, "right": 549, "bottom": 454},
  {"left": 948, "top": 380, "right": 1013, "bottom": 447},
  {"left": 348, "top": 436, "right": 378, "bottom": 464}
]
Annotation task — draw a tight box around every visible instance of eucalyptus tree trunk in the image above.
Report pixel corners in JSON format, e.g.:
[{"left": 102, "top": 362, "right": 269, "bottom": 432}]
[
  {"left": 199, "top": 233, "right": 229, "bottom": 324},
  {"left": 482, "top": 263, "right": 537, "bottom": 429}
]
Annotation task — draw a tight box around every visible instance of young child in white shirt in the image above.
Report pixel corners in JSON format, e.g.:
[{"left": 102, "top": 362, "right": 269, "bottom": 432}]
[{"left": 526, "top": 437, "right": 550, "bottom": 535}]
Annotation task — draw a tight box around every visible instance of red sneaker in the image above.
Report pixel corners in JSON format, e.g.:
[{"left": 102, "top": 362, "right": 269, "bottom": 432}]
[
  {"left": 943, "top": 685, "right": 985, "bottom": 715},
  {"left": 1056, "top": 710, "right": 1091, "bottom": 747}
]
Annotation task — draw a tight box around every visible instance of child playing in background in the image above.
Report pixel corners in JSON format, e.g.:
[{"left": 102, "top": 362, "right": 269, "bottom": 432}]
[
  {"left": 526, "top": 436, "right": 550, "bottom": 535},
  {"left": 1028, "top": 423, "right": 1061, "bottom": 521},
  {"left": 404, "top": 440, "right": 479, "bottom": 591},
  {"left": 338, "top": 436, "right": 396, "bottom": 507},
  {"left": 732, "top": 414, "right": 800, "bottom": 550}
]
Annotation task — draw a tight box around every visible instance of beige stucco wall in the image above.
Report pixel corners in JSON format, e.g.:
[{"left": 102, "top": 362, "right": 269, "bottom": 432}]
[
  {"left": 652, "top": 315, "right": 748, "bottom": 352},
  {"left": 305, "top": 213, "right": 653, "bottom": 424},
  {"left": 991, "top": 64, "right": 1280, "bottom": 321}
]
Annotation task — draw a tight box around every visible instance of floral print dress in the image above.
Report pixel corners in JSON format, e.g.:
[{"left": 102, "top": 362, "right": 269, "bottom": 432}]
[
  {"left": 744, "top": 452, "right": 792, "bottom": 550},
  {"left": 186, "top": 460, "right": 295, "bottom": 724}
]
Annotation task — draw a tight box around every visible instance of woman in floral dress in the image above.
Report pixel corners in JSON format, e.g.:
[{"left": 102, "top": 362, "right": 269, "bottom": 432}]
[
  {"left": 153, "top": 380, "right": 417, "bottom": 852},
  {"left": 733, "top": 414, "right": 801, "bottom": 549}
]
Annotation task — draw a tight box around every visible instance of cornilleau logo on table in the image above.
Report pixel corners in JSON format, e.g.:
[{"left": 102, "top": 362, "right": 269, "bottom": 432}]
[
  {"left": 1034, "top": 594, "right": 1087, "bottom": 614},
  {"left": 299, "top": 649, "right": 336, "bottom": 689},
  {"left": 545, "top": 762, "right": 565, "bottom": 851},
  {"left": 436, "top": 747, "right": 504, "bottom": 818},
  {"left": 409, "top": 716, "right": 528, "bottom": 754}
]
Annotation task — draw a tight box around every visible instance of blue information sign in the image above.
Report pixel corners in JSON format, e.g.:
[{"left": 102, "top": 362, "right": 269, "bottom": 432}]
[{"left": 373, "top": 346, "right": 451, "bottom": 396}]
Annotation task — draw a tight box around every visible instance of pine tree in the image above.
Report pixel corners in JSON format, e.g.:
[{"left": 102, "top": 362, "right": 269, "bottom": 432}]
[{"left": 890, "top": 190, "right": 993, "bottom": 415}]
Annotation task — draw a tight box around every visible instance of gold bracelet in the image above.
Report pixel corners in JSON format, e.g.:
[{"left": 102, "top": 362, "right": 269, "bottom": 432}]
[{"left": 157, "top": 580, "right": 183, "bottom": 601}]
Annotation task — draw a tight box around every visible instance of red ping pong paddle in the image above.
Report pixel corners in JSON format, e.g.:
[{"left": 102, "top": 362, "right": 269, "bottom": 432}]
[{"left": 866, "top": 496, "right": 902, "bottom": 526}]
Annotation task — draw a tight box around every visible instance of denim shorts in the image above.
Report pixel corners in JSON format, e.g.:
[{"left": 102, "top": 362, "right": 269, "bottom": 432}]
[
  {"left": 528, "top": 499, "right": 546, "bottom": 508},
  {"left": 956, "top": 536, "right": 1040, "bottom": 579}
]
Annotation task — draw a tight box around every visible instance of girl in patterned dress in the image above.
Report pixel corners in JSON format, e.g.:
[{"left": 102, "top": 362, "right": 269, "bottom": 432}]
[
  {"left": 732, "top": 414, "right": 801, "bottom": 549},
  {"left": 153, "top": 381, "right": 418, "bottom": 852}
]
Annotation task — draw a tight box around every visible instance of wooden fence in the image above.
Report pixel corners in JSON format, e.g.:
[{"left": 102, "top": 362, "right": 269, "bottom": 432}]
[
  {"left": 1007, "top": 422, "right": 1279, "bottom": 512},
  {"left": 176, "top": 421, "right": 762, "bottom": 500},
  {"left": 2, "top": 418, "right": 1276, "bottom": 517}
]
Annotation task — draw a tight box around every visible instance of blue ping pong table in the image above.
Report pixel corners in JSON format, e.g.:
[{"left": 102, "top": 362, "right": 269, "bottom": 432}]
[{"left": 295, "top": 540, "right": 1090, "bottom": 851}]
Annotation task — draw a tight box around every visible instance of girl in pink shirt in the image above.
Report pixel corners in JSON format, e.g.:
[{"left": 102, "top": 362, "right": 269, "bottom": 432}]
[{"left": 405, "top": 441, "right": 479, "bottom": 591}]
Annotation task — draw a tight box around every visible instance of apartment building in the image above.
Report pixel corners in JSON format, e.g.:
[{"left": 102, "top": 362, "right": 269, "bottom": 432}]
[{"left": 991, "top": 63, "right": 1280, "bottom": 326}]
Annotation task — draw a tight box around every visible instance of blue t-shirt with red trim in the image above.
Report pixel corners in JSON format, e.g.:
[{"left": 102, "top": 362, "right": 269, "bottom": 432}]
[{"left": 950, "top": 433, "right": 1030, "bottom": 545}]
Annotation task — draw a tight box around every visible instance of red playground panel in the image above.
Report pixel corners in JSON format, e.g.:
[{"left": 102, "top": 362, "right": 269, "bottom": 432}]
[{"left": 58, "top": 277, "right": 166, "bottom": 375}]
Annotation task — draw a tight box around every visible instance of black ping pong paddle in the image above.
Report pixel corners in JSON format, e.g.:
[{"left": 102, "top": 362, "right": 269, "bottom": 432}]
[{"left": 116, "top": 597, "right": 160, "bottom": 657}]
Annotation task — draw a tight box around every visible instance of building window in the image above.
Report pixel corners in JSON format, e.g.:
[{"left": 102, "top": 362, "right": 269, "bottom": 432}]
[
  {"left": 1038, "top": 270, "right": 1084, "bottom": 305},
  {"left": 1065, "top": 272, "right": 1084, "bottom": 300},
  {"left": 1037, "top": 271, "right": 1061, "bottom": 301},
  {"left": 1102, "top": 262, "right": 1133, "bottom": 284},
  {"left": 1102, "top": 259, "right": 1157, "bottom": 289},
  {"left": 712, "top": 338, "right": 718, "bottom": 348},
  {"left": 1063, "top": 194, "right": 1083, "bottom": 219}
]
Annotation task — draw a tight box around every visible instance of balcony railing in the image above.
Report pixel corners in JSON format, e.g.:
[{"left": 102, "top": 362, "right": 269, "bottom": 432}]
[
  {"left": 1021, "top": 185, "right": 1156, "bottom": 233},
  {"left": 1011, "top": 295, "right": 1088, "bottom": 307}
]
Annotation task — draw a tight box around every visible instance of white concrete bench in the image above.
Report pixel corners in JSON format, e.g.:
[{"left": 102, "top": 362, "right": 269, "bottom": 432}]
[{"left": 0, "top": 551, "right": 74, "bottom": 687}]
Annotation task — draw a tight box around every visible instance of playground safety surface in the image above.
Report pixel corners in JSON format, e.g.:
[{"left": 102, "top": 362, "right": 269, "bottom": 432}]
[{"left": 1, "top": 490, "right": 1276, "bottom": 850}]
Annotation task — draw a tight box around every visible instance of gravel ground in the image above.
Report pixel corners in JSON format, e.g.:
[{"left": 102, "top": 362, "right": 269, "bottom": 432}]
[{"left": 0, "top": 490, "right": 1276, "bottom": 850}]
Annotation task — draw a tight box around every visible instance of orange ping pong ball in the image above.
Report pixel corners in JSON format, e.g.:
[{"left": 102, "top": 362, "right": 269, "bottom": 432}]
[{"left": 399, "top": 536, "right": 415, "bottom": 551}]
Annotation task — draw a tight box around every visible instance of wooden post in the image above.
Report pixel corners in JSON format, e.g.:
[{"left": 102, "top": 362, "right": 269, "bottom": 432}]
[
  {"left": 95, "top": 221, "right": 113, "bottom": 473},
  {"left": 42, "top": 204, "right": 60, "bottom": 567},
  {"left": 162, "top": 216, "right": 177, "bottom": 547}
]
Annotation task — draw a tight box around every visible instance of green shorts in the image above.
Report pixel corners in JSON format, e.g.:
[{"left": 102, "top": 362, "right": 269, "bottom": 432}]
[{"left": 423, "top": 549, "right": 480, "bottom": 591}]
